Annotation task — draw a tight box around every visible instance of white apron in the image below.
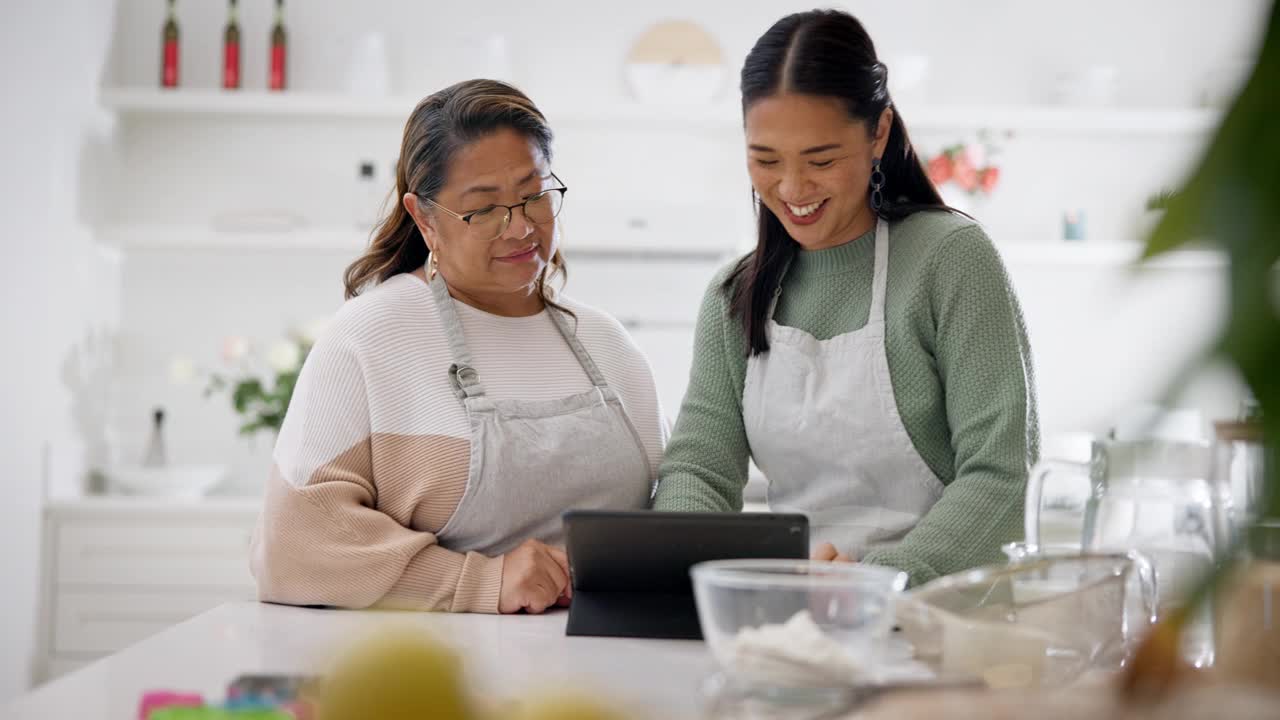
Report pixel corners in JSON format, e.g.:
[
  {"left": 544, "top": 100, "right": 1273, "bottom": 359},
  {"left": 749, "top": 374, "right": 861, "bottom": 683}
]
[
  {"left": 427, "top": 274, "right": 654, "bottom": 556},
  {"left": 743, "top": 219, "right": 944, "bottom": 557}
]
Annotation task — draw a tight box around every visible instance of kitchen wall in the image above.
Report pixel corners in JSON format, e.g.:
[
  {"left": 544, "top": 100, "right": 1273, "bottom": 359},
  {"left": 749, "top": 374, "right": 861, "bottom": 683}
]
[
  {"left": 95, "top": 0, "right": 1269, "bottom": 241},
  {"left": 0, "top": 0, "right": 120, "bottom": 700},
  {"left": 0, "top": 0, "right": 1270, "bottom": 698},
  {"left": 102, "top": 1, "right": 1267, "bottom": 105}
]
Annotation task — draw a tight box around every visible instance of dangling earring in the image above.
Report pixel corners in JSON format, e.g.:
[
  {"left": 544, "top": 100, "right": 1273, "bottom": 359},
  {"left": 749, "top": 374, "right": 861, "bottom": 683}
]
[
  {"left": 427, "top": 251, "right": 439, "bottom": 282},
  {"left": 869, "top": 156, "right": 885, "bottom": 213}
]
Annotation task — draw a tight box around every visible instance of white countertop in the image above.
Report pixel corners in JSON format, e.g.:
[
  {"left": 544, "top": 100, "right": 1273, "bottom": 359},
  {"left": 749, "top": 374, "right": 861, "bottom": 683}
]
[
  {"left": 6, "top": 602, "right": 717, "bottom": 719},
  {"left": 45, "top": 494, "right": 264, "bottom": 516}
]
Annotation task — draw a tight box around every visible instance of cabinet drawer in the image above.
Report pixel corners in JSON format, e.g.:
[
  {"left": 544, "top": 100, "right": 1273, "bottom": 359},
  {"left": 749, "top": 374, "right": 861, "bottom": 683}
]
[
  {"left": 54, "top": 590, "right": 252, "bottom": 654},
  {"left": 57, "top": 522, "right": 257, "bottom": 587}
]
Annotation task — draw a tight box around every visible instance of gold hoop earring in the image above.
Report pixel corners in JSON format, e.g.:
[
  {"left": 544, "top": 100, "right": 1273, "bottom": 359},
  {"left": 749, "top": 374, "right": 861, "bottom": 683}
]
[{"left": 427, "top": 252, "right": 439, "bottom": 282}]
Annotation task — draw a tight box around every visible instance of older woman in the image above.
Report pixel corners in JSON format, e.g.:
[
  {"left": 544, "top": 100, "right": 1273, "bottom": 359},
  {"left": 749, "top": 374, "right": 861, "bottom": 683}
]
[{"left": 252, "top": 80, "right": 666, "bottom": 615}]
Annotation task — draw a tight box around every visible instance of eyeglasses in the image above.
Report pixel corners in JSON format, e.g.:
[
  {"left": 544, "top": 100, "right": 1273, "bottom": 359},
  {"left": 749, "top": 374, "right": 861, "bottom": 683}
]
[{"left": 417, "top": 173, "right": 568, "bottom": 241}]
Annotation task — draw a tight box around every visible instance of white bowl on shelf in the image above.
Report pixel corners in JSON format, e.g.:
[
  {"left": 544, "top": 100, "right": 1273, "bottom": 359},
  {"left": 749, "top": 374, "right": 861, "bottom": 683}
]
[{"left": 106, "top": 464, "right": 228, "bottom": 498}]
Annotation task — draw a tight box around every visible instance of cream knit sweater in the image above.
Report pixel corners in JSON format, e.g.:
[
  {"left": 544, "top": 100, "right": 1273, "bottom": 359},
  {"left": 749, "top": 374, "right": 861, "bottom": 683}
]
[{"left": 251, "top": 271, "right": 667, "bottom": 613}]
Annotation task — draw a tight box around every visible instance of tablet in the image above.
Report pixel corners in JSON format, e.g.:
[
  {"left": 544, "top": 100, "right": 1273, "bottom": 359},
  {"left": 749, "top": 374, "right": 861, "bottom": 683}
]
[{"left": 563, "top": 510, "right": 809, "bottom": 640}]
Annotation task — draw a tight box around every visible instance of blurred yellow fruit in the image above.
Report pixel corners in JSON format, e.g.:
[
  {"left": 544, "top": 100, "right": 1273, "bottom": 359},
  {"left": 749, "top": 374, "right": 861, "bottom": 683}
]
[{"left": 318, "top": 625, "right": 476, "bottom": 720}]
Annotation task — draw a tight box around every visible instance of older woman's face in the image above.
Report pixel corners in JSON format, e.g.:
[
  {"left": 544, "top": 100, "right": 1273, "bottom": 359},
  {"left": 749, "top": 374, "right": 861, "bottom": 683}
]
[{"left": 418, "top": 128, "right": 559, "bottom": 302}]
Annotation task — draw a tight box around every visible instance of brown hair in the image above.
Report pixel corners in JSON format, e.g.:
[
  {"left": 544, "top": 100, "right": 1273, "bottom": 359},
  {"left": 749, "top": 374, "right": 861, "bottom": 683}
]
[{"left": 343, "top": 79, "right": 566, "bottom": 301}]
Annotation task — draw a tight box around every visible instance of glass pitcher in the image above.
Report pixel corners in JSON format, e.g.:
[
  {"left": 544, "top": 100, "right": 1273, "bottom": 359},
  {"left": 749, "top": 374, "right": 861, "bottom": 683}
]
[
  {"left": 1212, "top": 418, "right": 1267, "bottom": 548},
  {"left": 1025, "top": 434, "right": 1222, "bottom": 665}
]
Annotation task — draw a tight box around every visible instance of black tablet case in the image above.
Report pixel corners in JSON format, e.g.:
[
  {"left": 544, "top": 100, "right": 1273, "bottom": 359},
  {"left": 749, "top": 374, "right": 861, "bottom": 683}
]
[{"left": 563, "top": 510, "right": 809, "bottom": 640}]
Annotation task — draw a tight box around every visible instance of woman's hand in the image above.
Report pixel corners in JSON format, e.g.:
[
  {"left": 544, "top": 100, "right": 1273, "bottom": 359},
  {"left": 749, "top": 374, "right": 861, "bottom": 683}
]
[
  {"left": 498, "top": 539, "right": 572, "bottom": 614},
  {"left": 811, "top": 542, "right": 854, "bottom": 563}
]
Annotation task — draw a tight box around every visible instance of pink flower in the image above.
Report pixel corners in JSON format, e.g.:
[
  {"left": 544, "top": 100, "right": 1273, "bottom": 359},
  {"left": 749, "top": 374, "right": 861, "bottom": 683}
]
[
  {"left": 221, "top": 336, "right": 250, "bottom": 364},
  {"left": 927, "top": 154, "right": 953, "bottom": 186},
  {"left": 953, "top": 153, "right": 979, "bottom": 192},
  {"left": 978, "top": 166, "right": 1001, "bottom": 194}
]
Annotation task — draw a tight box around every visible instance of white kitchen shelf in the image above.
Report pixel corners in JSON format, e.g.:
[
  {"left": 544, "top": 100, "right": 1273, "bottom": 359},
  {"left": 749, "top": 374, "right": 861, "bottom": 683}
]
[
  {"left": 45, "top": 495, "right": 264, "bottom": 516},
  {"left": 97, "top": 223, "right": 1226, "bottom": 269},
  {"left": 99, "top": 87, "right": 423, "bottom": 120},
  {"left": 95, "top": 223, "right": 734, "bottom": 259},
  {"left": 99, "top": 87, "right": 1222, "bottom": 136},
  {"left": 98, "top": 224, "right": 371, "bottom": 251},
  {"left": 995, "top": 241, "right": 1225, "bottom": 269},
  {"left": 97, "top": 87, "right": 742, "bottom": 131},
  {"left": 902, "top": 104, "right": 1222, "bottom": 135}
]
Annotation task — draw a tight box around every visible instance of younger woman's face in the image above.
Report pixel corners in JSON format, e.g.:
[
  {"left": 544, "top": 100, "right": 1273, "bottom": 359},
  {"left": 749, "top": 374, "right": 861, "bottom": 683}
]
[{"left": 745, "top": 93, "right": 891, "bottom": 250}]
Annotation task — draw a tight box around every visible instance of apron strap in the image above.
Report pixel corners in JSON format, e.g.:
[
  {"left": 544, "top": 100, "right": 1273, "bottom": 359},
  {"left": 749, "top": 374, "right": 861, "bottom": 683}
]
[
  {"left": 546, "top": 304, "right": 610, "bottom": 389},
  {"left": 869, "top": 219, "right": 890, "bottom": 322},
  {"left": 427, "top": 272, "right": 487, "bottom": 400},
  {"left": 428, "top": 273, "right": 614, "bottom": 397}
]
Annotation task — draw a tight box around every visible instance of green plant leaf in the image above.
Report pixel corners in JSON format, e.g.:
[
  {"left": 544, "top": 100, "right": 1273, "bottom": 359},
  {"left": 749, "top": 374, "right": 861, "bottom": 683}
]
[
  {"left": 232, "top": 378, "right": 265, "bottom": 413},
  {"left": 1126, "top": 1, "right": 1280, "bottom": 683},
  {"left": 273, "top": 370, "right": 299, "bottom": 402},
  {"left": 259, "top": 411, "right": 285, "bottom": 430},
  {"left": 238, "top": 419, "right": 267, "bottom": 436}
]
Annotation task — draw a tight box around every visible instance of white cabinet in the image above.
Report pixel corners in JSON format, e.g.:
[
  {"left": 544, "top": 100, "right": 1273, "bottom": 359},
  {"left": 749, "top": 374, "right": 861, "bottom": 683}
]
[{"left": 36, "top": 498, "right": 261, "bottom": 683}]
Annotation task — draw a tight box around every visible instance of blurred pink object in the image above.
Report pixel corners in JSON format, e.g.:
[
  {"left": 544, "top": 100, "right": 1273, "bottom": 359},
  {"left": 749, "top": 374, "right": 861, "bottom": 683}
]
[
  {"left": 927, "top": 154, "right": 953, "bottom": 185},
  {"left": 282, "top": 699, "right": 316, "bottom": 719},
  {"left": 979, "top": 167, "right": 1001, "bottom": 193},
  {"left": 221, "top": 335, "right": 250, "bottom": 364},
  {"left": 138, "top": 690, "right": 203, "bottom": 719},
  {"left": 953, "top": 153, "right": 979, "bottom": 192},
  {"left": 926, "top": 131, "right": 1009, "bottom": 198}
]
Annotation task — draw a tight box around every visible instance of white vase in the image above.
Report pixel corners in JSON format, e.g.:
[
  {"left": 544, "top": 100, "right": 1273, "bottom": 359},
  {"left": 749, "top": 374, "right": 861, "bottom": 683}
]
[{"left": 345, "top": 32, "right": 392, "bottom": 96}]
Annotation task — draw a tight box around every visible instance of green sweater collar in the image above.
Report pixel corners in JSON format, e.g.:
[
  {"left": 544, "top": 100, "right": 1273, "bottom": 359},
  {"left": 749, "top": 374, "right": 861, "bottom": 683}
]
[{"left": 790, "top": 228, "right": 876, "bottom": 277}]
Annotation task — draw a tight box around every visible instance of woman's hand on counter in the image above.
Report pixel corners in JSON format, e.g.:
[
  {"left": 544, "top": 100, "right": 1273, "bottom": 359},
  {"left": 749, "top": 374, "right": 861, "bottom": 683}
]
[
  {"left": 498, "top": 539, "right": 573, "bottom": 614},
  {"left": 811, "top": 542, "right": 854, "bottom": 563}
]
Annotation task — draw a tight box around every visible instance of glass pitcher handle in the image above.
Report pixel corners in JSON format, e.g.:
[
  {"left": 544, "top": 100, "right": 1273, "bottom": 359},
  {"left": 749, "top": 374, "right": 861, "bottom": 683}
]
[
  {"left": 1125, "top": 549, "right": 1160, "bottom": 626},
  {"left": 1120, "top": 549, "right": 1161, "bottom": 664},
  {"left": 1024, "top": 460, "right": 1089, "bottom": 547}
]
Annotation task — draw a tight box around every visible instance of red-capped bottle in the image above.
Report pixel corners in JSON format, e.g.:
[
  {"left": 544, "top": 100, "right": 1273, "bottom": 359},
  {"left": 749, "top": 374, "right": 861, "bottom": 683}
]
[
  {"left": 160, "top": 0, "right": 179, "bottom": 88},
  {"left": 222, "top": 0, "right": 241, "bottom": 89},
  {"left": 268, "top": 0, "right": 287, "bottom": 91}
]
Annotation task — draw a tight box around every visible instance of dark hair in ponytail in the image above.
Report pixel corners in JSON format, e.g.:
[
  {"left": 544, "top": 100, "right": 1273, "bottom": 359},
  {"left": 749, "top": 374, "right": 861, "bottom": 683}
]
[{"left": 728, "top": 9, "right": 954, "bottom": 355}]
